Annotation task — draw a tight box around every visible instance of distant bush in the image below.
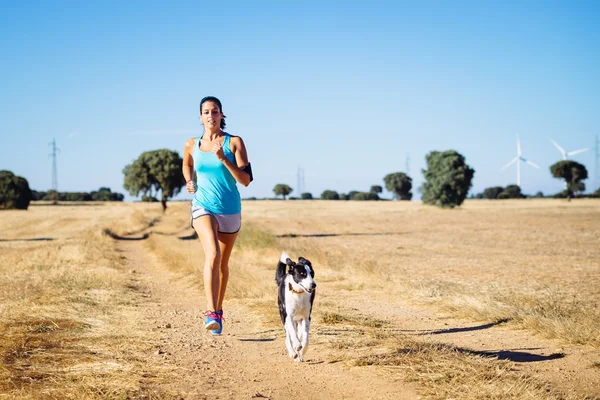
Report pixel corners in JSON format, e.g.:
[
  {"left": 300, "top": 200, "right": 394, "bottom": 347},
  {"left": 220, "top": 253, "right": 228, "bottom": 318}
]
[
  {"left": 321, "top": 190, "right": 340, "bottom": 200},
  {"left": 34, "top": 188, "right": 124, "bottom": 202},
  {"left": 91, "top": 187, "right": 124, "bottom": 201},
  {"left": 347, "top": 190, "right": 359, "bottom": 200},
  {"left": 351, "top": 191, "right": 380, "bottom": 201},
  {"left": 588, "top": 188, "right": 600, "bottom": 198},
  {"left": 62, "top": 192, "right": 93, "bottom": 201},
  {"left": 339, "top": 193, "right": 350, "bottom": 200},
  {"left": 482, "top": 186, "right": 504, "bottom": 199},
  {"left": 141, "top": 195, "right": 159, "bottom": 202},
  {"left": 301, "top": 192, "right": 313, "bottom": 200},
  {"left": 370, "top": 185, "right": 383, "bottom": 194},
  {"left": 0, "top": 170, "right": 32, "bottom": 210},
  {"left": 497, "top": 185, "right": 524, "bottom": 199},
  {"left": 31, "top": 190, "right": 46, "bottom": 201}
]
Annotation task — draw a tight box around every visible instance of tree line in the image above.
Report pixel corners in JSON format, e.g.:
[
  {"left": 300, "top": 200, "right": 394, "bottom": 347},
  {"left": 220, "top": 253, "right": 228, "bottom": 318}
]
[
  {"left": 2, "top": 148, "right": 598, "bottom": 211},
  {"left": 1, "top": 170, "right": 124, "bottom": 210},
  {"left": 273, "top": 150, "right": 474, "bottom": 207}
]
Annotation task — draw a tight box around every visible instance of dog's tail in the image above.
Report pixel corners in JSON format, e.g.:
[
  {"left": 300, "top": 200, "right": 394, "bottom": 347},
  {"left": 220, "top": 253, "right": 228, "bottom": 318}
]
[{"left": 276, "top": 251, "right": 291, "bottom": 285}]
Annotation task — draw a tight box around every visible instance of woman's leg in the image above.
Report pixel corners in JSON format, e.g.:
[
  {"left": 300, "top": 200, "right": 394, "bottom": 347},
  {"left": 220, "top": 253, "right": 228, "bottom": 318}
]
[
  {"left": 216, "top": 231, "right": 239, "bottom": 311},
  {"left": 192, "top": 215, "right": 221, "bottom": 312}
]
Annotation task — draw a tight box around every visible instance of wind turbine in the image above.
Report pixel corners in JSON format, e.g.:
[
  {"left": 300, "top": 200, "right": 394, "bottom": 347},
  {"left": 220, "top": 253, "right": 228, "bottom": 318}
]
[
  {"left": 501, "top": 137, "right": 540, "bottom": 187},
  {"left": 550, "top": 138, "right": 589, "bottom": 160}
]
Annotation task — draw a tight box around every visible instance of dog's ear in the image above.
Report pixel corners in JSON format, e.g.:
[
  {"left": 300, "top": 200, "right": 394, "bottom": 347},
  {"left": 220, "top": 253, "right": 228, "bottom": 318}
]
[
  {"left": 298, "top": 257, "right": 312, "bottom": 267},
  {"left": 286, "top": 258, "right": 295, "bottom": 274}
]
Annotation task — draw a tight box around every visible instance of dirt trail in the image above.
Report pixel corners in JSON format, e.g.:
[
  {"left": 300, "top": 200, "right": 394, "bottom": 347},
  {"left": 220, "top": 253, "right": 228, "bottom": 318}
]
[
  {"left": 117, "top": 236, "right": 419, "bottom": 400},
  {"left": 117, "top": 229, "right": 600, "bottom": 400}
]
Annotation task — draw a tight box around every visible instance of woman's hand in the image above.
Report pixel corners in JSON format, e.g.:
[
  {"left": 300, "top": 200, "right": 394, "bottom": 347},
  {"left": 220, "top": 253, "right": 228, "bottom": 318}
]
[
  {"left": 186, "top": 180, "right": 196, "bottom": 194},
  {"left": 212, "top": 142, "right": 225, "bottom": 161}
]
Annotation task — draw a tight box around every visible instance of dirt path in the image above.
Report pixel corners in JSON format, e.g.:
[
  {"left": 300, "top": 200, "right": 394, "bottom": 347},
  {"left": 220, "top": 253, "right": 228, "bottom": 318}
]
[
  {"left": 116, "top": 230, "right": 600, "bottom": 400},
  {"left": 117, "top": 236, "right": 420, "bottom": 400}
]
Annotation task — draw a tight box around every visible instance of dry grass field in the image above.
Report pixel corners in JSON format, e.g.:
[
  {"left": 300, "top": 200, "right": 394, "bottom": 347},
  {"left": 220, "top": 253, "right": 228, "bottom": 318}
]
[{"left": 1, "top": 199, "right": 599, "bottom": 399}]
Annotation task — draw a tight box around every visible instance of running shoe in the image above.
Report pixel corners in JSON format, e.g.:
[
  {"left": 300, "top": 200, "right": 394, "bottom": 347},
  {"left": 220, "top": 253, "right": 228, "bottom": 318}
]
[
  {"left": 204, "top": 310, "right": 221, "bottom": 331},
  {"left": 211, "top": 310, "right": 224, "bottom": 335}
]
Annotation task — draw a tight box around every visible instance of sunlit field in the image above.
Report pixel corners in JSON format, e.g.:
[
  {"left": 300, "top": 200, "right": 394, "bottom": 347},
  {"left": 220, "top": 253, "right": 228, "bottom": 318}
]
[
  {"left": 1, "top": 199, "right": 598, "bottom": 399},
  {"left": 240, "top": 199, "right": 600, "bottom": 347}
]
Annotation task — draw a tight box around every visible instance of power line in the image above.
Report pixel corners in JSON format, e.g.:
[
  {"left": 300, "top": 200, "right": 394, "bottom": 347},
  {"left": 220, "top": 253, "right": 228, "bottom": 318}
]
[
  {"left": 49, "top": 138, "right": 60, "bottom": 192},
  {"left": 595, "top": 134, "right": 600, "bottom": 192}
]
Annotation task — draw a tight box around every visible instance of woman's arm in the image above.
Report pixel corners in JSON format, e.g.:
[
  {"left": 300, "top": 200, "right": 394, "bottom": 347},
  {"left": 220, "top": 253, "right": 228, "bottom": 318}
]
[
  {"left": 212, "top": 136, "right": 252, "bottom": 187},
  {"left": 182, "top": 138, "right": 196, "bottom": 193}
]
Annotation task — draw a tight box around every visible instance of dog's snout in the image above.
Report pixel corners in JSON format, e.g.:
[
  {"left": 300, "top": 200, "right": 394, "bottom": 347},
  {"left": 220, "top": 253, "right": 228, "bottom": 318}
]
[{"left": 311, "top": 283, "right": 317, "bottom": 289}]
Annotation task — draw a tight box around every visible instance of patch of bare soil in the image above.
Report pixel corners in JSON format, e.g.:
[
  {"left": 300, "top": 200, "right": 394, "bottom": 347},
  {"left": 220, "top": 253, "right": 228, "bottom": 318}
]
[{"left": 117, "top": 236, "right": 419, "bottom": 400}]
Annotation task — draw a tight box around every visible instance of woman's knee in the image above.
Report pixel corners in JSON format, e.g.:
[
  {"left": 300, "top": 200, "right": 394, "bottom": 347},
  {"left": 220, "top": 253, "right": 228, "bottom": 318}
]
[{"left": 204, "top": 248, "right": 221, "bottom": 267}]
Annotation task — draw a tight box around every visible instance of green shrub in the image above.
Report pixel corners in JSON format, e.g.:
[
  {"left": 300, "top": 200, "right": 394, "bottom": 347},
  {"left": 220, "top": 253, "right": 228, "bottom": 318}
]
[{"left": 0, "top": 170, "right": 32, "bottom": 210}]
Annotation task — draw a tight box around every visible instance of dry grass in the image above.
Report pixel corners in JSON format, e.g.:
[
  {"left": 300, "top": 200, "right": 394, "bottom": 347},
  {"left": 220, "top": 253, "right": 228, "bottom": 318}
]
[
  {"left": 1, "top": 198, "right": 598, "bottom": 399},
  {"left": 0, "top": 203, "right": 177, "bottom": 399},
  {"left": 240, "top": 199, "right": 600, "bottom": 348}
]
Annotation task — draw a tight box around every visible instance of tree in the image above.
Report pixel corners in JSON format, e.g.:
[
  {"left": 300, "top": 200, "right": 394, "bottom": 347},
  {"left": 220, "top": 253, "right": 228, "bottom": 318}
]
[
  {"left": 482, "top": 186, "right": 504, "bottom": 199},
  {"left": 550, "top": 160, "right": 588, "bottom": 201},
  {"left": 497, "top": 185, "right": 524, "bottom": 199},
  {"left": 383, "top": 172, "right": 412, "bottom": 200},
  {"left": 0, "top": 170, "right": 32, "bottom": 210},
  {"left": 273, "top": 184, "right": 292, "bottom": 199},
  {"left": 321, "top": 190, "right": 340, "bottom": 200},
  {"left": 123, "top": 149, "right": 185, "bottom": 212},
  {"left": 370, "top": 185, "right": 383, "bottom": 194},
  {"left": 420, "top": 150, "right": 475, "bottom": 208},
  {"left": 301, "top": 192, "right": 313, "bottom": 200}
]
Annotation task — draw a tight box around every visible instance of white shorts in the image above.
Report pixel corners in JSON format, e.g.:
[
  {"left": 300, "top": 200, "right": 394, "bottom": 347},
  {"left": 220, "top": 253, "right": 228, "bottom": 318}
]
[{"left": 190, "top": 205, "right": 241, "bottom": 234}]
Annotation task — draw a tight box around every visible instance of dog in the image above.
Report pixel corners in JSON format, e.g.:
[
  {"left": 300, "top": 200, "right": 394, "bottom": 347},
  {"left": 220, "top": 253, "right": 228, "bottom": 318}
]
[{"left": 276, "top": 251, "right": 317, "bottom": 362}]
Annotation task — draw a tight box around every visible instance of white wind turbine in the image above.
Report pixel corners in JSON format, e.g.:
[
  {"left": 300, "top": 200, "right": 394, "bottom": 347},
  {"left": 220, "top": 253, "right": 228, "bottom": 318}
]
[
  {"left": 501, "top": 137, "right": 540, "bottom": 187},
  {"left": 550, "top": 138, "right": 589, "bottom": 160}
]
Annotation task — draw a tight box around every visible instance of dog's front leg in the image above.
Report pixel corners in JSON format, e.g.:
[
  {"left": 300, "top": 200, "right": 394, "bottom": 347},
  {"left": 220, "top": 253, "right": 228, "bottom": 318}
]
[
  {"left": 299, "top": 318, "right": 310, "bottom": 358},
  {"left": 284, "top": 315, "right": 302, "bottom": 354}
]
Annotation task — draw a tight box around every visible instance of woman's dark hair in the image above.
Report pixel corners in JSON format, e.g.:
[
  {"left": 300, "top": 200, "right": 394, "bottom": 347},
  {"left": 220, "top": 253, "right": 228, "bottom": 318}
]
[{"left": 200, "top": 96, "right": 226, "bottom": 129}]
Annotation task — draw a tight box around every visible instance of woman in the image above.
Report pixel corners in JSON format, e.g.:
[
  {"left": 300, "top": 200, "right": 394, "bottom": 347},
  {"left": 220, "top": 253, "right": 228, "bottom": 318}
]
[{"left": 182, "top": 96, "right": 253, "bottom": 335}]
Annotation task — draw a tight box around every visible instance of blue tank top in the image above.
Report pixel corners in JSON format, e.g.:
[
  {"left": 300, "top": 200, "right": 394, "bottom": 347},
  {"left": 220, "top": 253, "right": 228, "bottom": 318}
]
[{"left": 192, "top": 133, "right": 242, "bottom": 214}]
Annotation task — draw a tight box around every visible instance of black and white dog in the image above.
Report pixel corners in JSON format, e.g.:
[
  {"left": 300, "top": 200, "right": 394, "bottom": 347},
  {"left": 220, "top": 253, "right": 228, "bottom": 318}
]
[{"left": 276, "top": 251, "right": 317, "bottom": 362}]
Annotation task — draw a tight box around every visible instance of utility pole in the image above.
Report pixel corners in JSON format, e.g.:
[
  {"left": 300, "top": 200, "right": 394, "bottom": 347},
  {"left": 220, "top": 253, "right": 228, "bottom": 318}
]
[
  {"left": 595, "top": 134, "right": 600, "bottom": 192},
  {"left": 297, "top": 165, "right": 305, "bottom": 195},
  {"left": 49, "top": 138, "right": 60, "bottom": 202}
]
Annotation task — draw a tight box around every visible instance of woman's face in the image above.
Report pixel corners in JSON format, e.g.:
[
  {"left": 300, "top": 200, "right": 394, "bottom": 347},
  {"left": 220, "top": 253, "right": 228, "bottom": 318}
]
[{"left": 200, "top": 101, "right": 223, "bottom": 130}]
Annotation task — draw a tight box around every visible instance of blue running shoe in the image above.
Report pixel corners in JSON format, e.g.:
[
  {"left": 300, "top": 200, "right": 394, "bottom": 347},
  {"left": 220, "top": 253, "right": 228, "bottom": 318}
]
[
  {"left": 204, "top": 310, "right": 220, "bottom": 331},
  {"left": 210, "top": 310, "right": 223, "bottom": 335}
]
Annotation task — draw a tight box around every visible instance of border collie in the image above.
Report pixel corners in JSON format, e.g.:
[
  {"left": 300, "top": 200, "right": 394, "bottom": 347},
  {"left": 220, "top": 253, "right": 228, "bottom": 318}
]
[{"left": 276, "top": 251, "right": 317, "bottom": 362}]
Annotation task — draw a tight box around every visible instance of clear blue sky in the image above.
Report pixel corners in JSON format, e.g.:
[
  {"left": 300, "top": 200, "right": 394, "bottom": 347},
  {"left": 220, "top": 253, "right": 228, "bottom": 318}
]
[{"left": 1, "top": 0, "right": 599, "bottom": 200}]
